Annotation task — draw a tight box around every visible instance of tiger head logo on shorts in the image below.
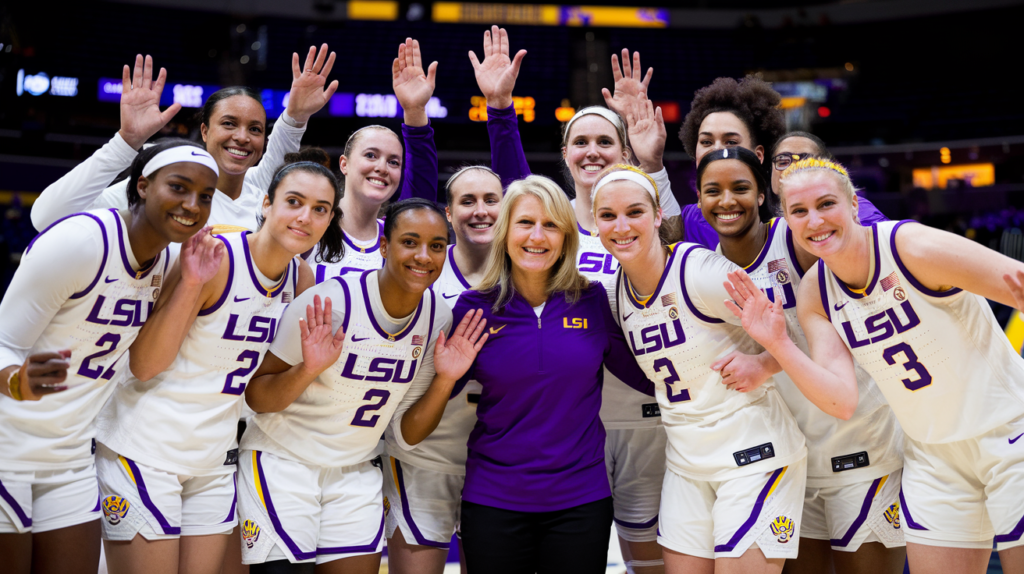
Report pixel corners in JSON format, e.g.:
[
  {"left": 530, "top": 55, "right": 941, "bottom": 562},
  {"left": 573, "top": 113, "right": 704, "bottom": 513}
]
[
  {"left": 770, "top": 516, "right": 795, "bottom": 544},
  {"left": 242, "top": 519, "right": 261, "bottom": 548},
  {"left": 885, "top": 503, "right": 901, "bottom": 529},
  {"left": 102, "top": 496, "right": 130, "bottom": 525}
]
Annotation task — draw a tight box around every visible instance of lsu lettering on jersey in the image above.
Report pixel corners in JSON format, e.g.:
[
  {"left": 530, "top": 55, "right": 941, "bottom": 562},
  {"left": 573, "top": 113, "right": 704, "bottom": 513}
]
[
  {"left": 243, "top": 269, "right": 452, "bottom": 467},
  {"left": 618, "top": 243, "right": 805, "bottom": 481},
  {"left": 0, "top": 209, "right": 168, "bottom": 471},
  {"left": 731, "top": 218, "right": 902, "bottom": 486},
  {"left": 576, "top": 225, "right": 660, "bottom": 429},
  {"left": 819, "top": 221, "right": 1024, "bottom": 444},
  {"left": 309, "top": 221, "right": 385, "bottom": 285},
  {"left": 97, "top": 232, "right": 298, "bottom": 476},
  {"left": 385, "top": 245, "right": 482, "bottom": 474}
]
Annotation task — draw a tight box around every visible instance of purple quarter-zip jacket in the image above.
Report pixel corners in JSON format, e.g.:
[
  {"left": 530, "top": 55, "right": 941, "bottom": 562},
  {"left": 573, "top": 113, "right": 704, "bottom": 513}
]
[{"left": 452, "top": 282, "right": 654, "bottom": 512}]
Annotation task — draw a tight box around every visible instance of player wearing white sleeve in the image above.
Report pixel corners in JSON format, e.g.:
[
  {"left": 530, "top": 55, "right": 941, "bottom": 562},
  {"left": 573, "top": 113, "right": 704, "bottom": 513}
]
[
  {"left": 695, "top": 148, "right": 906, "bottom": 574},
  {"left": 0, "top": 142, "right": 217, "bottom": 574},
  {"left": 31, "top": 48, "right": 340, "bottom": 232},
  {"left": 90, "top": 162, "right": 340, "bottom": 574},
  {"left": 238, "top": 200, "right": 488, "bottom": 572},
  {"left": 725, "top": 157, "right": 1024, "bottom": 574},
  {"left": 592, "top": 167, "right": 807, "bottom": 573},
  {"left": 380, "top": 166, "right": 500, "bottom": 574}
]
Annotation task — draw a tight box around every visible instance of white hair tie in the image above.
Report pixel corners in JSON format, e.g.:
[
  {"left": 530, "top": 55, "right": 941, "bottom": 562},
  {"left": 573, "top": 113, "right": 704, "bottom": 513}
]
[
  {"left": 592, "top": 170, "right": 659, "bottom": 205},
  {"left": 142, "top": 146, "right": 219, "bottom": 178}
]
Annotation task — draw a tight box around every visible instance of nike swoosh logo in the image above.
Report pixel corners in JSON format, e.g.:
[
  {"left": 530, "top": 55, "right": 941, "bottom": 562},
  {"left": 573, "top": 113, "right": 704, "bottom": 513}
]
[
  {"left": 351, "top": 336, "right": 370, "bottom": 342},
  {"left": 104, "top": 276, "right": 118, "bottom": 283},
  {"left": 623, "top": 312, "right": 634, "bottom": 321},
  {"left": 834, "top": 302, "right": 848, "bottom": 311},
  {"left": 488, "top": 325, "right": 506, "bottom": 335},
  {"left": 234, "top": 296, "right": 250, "bottom": 303},
  {"left": 442, "top": 293, "right": 458, "bottom": 299},
  {"left": 1010, "top": 433, "right": 1024, "bottom": 445},
  {"left": 191, "top": 151, "right": 207, "bottom": 157}
]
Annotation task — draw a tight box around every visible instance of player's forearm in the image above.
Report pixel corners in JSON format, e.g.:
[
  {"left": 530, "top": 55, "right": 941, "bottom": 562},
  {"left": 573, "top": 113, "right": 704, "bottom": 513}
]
[
  {"left": 399, "top": 374, "right": 456, "bottom": 446},
  {"left": 766, "top": 338, "right": 857, "bottom": 420},
  {"left": 244, "top": 363, "right": 319, "bottom": 413},
  {"left": 129, "top": 282, "right": 205, "bottom": 381}
]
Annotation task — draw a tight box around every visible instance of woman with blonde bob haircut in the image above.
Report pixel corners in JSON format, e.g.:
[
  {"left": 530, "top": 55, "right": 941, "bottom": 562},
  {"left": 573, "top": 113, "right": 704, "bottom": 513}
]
[{"left": 451, "top": 174, "right": 657, "bottom": 574}]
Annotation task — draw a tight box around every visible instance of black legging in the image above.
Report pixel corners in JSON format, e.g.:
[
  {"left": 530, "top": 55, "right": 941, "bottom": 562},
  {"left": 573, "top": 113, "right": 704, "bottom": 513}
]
[{"left": 460, "top": 497, "right": 613, "bottom": 574}]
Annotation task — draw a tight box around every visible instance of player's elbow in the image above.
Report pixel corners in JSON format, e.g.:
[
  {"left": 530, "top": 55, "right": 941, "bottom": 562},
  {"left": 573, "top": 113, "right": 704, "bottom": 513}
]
[
  {"left": 128, "top": 356, "right": 159, "bottom": 382},
  {"left": 833, "top": 402, "right": 856, "bottom": 421}
]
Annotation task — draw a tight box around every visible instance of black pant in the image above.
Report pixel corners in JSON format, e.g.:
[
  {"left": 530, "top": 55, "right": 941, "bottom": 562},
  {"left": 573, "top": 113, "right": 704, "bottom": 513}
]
[{"left": 460, "top": 497, "right": 613, "bottom": 574}]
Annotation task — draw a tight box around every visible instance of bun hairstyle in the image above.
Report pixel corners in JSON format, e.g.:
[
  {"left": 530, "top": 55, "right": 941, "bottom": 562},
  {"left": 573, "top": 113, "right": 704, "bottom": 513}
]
[
  {"left": 679, "top": 76, "right": 786, "bottom": 162},
  {"left": 284, "top": 146, "right": 332, "bottom": 169},
  {"left": 696, "top": 147, "right": 774, "bottom": 222},
  {"left": 260, "top": 161, "right": 345, "bottom": 264},
  {"left": 382, "top": 198, "right": 449, "bottom": 242},
  {"left": 125, "top": 139, "right": 208, "bottom": 208}
]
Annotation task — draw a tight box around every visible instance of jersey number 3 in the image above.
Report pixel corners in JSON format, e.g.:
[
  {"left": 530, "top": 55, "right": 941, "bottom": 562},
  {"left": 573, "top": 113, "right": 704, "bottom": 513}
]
[{"left": 882, "top": 342, "right": 932, "bottom": 391}]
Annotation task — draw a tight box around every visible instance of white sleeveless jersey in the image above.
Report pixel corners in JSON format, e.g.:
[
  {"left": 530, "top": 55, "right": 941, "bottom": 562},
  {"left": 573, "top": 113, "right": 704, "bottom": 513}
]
[
  {"left": 385, "top": 246, "right": 482, "bottom": 475},
  {"left": 97, "top": 232, "right": 298, "bottom": 476},
  {"left": 729, "top": 218, "right": 902, "bottom": 486},
  {"left": 0, "top": 209, "right": 168, "bottom": 471},
  {"left": 576, "top": 225, "right": 661, "bottom": 429},
  {"left": 243, "top": 270, "right": 450, "bottom": 468},
  {"left": 309, "top": 221, "right": 385, "bottom": 284},
  {"left": 819, "top": 221, "right": 1024, "bottom": 444},
  {"left": 617, "top": 243, "right": 805, "bottom": 481}
]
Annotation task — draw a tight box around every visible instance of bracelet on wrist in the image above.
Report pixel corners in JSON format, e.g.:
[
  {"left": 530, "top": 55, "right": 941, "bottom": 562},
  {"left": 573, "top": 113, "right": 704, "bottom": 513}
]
[{"left": 7, "top": 370, "right": 23, "bottom": 401}]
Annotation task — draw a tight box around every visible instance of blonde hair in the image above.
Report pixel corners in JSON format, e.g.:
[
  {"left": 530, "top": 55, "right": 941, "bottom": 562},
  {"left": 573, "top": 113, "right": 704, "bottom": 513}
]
[
  {"left": 591, "top": 164, "right": 660, "bottom": 214},
  {"left": 477, "top": 175, "right": 591, "bottom": 312},
  {"left": 777, "top": 157, "right": 858, "bottom": 209}
]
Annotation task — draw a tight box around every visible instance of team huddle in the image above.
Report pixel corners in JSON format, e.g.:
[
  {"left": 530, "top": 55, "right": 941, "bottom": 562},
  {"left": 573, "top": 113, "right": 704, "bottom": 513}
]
[{"left": 2, "top": 26, "right": 1024, "bottom": 574}]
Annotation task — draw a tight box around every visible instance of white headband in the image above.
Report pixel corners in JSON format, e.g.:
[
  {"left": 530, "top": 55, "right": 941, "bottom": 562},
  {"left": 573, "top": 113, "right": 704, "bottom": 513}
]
[
  {"left": 564, "top": 106, "right": 623, "bottom": 138},
  {"left": 591, "top": 170, "right": 659, "bottom": 204},
  {"left": 142, "top": 147, "right": 219, "bottom": 179}
]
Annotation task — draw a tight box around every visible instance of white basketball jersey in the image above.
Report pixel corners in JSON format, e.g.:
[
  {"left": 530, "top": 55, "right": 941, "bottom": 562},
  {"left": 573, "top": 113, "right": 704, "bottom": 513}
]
[
  {"left": 309, "top": 221, "right": 385, "bottom": 284},
  {"left": 97, "top": 232, "right": 298, "bottom": 476},
  {"left": 732, "top": 219, "right": 902, "bottom": 486},
  {"left": 617, "top": 243, "right": 805, "bottom": 481},
  {"left": 0, "top": 209, "right": 168, "bottom": 471},
  {"left": 243, "top": 270, "right": 443, "bottom": 468},
  {"left": 820, "top": 221, "right": 1024, "bottom": 444},
  {"left": 385, "top": 245, "right": 482, "bottom": 475},
  {"left": 576, "top": 225, "right": 661, "bottom": 429}
]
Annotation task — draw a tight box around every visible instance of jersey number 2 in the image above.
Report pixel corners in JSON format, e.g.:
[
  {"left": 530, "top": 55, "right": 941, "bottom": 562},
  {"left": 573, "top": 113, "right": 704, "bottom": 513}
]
[
  {"left": 654, "top": 358, "right": 691, "bottom": 403},
  {"left": 222, "top": 350, "right": 260, "bottom": 395},
  {"left": 351, "top": 389, "right": 391, "bottom": 427},
  {"left": 77, "top": 333, "right": 121, "bottom": 380},
  {"left": 882, "top": 342, "right": 932, "bottom": 391}
]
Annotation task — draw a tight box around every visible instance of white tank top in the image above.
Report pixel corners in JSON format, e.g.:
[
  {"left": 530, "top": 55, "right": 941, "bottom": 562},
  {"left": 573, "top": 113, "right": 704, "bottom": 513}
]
[
  {"left": 309, "top": 221, "right": 385, "bottom": 284},
  {"left": 0, "top": 209, "right": 168, "bottom": 471},
  {"left": 819, "top": 220, "right": 1024, "bottom": 443},
  {"left": 97, "top": 232, "right": 298, "bottom": 476},
  {"left": 617, "top": 243, "right": 805, "bottom": 481},
  {"left": 576, "top": 225, "right": 662, "bottom": 429},
  {"left": 384, "top": 245, "right": 483, "bottom": 474},
  {"left": 243, "top": 270, "right": 444, "bottom": 467},
  {"left": 731, "top": 218, "right": 902, "bottom": 486}
]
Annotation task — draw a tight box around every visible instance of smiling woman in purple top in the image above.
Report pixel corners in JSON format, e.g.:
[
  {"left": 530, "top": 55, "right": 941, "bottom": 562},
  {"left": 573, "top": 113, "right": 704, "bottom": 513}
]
[{"left": 452, "top": 174, "right": 654, "bottom": 574}]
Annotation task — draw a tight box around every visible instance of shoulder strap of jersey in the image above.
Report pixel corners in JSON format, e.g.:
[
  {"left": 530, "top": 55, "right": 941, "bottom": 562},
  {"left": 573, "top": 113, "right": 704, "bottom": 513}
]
[
  {"left": 330, "top": 275, "right": 354, "bottom": 334},
  {"left": 678, "top": 244, "right": 724, "bottom": 324},
  {"left": 816, "top": 259, "right": 831, "bottom": 322},
  {"left": 199, "top": 235, "right": 236, "bottom": 317}
]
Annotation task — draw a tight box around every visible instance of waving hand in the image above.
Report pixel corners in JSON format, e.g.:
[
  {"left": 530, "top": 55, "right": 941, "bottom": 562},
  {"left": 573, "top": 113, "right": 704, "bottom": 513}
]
[
  {"left": 118, "top": 54, "right": 181, "bottom": 150},
  {"left": 285, "top": 44, "right": 339, "bottom": 124},
  {"left": 469, "top": 25, "right": 526, "bottom": 110}
]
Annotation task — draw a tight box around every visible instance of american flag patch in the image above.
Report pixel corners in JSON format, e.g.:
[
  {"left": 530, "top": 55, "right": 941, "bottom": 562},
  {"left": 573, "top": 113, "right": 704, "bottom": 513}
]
[
  {"left": 768, "top": 259, "right": 788, "bottom": 273},
  {"left": 881, "top": 272, "right": 900, "bottom": 292},
  {"left": 661, "top": 293, "right": 677, "bottom": 307},
  {"left": 282, "top": 292, "right": 292, "bottom": 303},
  {"left": 151, "top": 275, "right": 162, "bottom": 287},
  {"left": 412, "top": 335, "right": 423, "bottom": 345}
]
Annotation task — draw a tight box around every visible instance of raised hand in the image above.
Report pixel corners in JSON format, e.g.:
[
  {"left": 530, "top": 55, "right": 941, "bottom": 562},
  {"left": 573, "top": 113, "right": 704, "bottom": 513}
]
[
  {"left": 392, "top": 38, "right": 437, "bottom": 127},
  {"left": 434, "top": 309, "right": 489, "bottom": 381},
  {"left": 118, "top": 54, "right": 181, "bottom": 150},
  {"left": 180, "top": 227, "right": 224, "bottom": 288},
  {"left": 285, "top": 44, "right": 339, "bottom": 124},
  {"left": 13, "top": 350, "right": 72, "bottom": 401},
  {"left": 626, "top": 93, "right": 666, "bottom": 172},
  {"left": 1005, "top": 270, "right": 1024, "bottom": 313},
  {"left": 468, "top": 25, "right": 526, "bottom": 110},
  {"left": 712, "top": 351, "right": 773, "bottom": 393},
  {"left": 723, "top": 270, "right": 788, "bottom": 349},
  {"left": 601, "top": 49, "right": 653, "bottom": 119},
  {"left": 299, "top": 295, "right": 345, "bottom": 376}
]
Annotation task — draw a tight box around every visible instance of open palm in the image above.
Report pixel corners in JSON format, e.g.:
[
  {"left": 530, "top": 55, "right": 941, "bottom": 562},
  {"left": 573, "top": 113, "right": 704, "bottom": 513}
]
[
  {"left": 393, "top": 38, "right": 437, "bottom": 112},
  {"left": 286, "top": 44, "right": 339, "bottom": 124},
  {"left": 468, "top": 25, "right": 526, "bottom": 110},
  {"left": 626, "top": 94, "right": 666, "bottom": 171},
  {"left": 118, "top": 54, "right": 181, "bottom": 150},
  {"left": 300, "top": 295, "right": 346, "bottom": 376},
  {"left": 601, "top": 49, "right": 653, "bottom": 119},
  {"left": 180, "top": 227, "right": 224, "bottom": 288},
  {"left": 723, "top": 270, "right": 788, "bottom": 348},
  {"left": 434, "top": 309, "right": 489, "bottom": 381}
]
